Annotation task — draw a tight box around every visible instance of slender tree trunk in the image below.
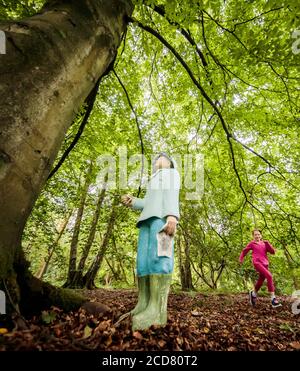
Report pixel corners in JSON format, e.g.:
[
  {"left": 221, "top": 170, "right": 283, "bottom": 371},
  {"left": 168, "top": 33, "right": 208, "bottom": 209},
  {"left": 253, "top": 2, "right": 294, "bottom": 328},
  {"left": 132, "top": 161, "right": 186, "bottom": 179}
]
[
  {"left": 70, "top": 174, "right": 108, "bottom": 286},
  {"left": 177, "top": 233, "right": 186, "bottom": 290},
  {"left": 0, "top": 0, "right": 133, "bottom": 314},
  {"left": 83, "top": 197, "right": 118, "bottom": 289},
  {"left": 184, "top": 239, "right": 193, "bottom": 290},
  {"left": 37, "top": 210, "right": 73, "bottom": 279},
  {"left": 132, "top": 260, "right": 136, "bottom": 286},
  {"left": 283, "top": 244, "right": 300, "bottom": 290},
  {"left": 118, "top": 256, "right": 130, "bottom": 285},
  {"left": 212, "top": 259, "right": 225, "bottom": 289},
  {"left": 181, "top": 230, "right": 194, "bottom": 291},
  {"left": 190, "top": 257, "right": 215, "bottom": 290},
  {"left": 64, "top": 162, "right": 93, "bottom": 286},
  {"left": 104, "top": 256, "right": 120, "bottom": 282},
  {"left": 111, "top": 234, "right": 129, "bottom": 285}
]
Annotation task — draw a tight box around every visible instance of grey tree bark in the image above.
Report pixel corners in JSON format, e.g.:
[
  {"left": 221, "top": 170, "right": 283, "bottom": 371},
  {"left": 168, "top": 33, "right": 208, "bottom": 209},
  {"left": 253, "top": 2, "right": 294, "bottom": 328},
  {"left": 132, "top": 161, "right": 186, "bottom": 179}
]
[{"left": 0, "top": 0, "right": 133, "bottom": 314}]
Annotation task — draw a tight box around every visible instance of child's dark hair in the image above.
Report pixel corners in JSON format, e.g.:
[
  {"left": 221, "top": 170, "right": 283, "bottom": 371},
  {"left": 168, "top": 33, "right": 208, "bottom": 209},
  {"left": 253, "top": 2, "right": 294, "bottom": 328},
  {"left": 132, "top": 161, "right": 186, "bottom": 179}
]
[{"left": 252, "top": 229, "right": 262, "bottom": 235}]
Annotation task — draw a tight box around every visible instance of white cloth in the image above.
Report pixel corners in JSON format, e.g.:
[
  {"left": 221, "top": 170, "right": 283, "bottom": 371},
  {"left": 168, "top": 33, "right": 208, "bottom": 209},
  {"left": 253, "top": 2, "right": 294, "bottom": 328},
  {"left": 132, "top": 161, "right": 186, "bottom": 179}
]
[{"left": 156, "top": 223, "right": 174, "bottom": 258}]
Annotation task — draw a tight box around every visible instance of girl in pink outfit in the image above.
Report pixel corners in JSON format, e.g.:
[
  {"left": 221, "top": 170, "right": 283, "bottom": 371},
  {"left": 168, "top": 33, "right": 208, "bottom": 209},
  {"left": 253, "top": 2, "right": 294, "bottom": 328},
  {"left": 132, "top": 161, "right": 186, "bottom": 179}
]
[{"left": 239, "top": 229, "right": 282, "bottom": 308}]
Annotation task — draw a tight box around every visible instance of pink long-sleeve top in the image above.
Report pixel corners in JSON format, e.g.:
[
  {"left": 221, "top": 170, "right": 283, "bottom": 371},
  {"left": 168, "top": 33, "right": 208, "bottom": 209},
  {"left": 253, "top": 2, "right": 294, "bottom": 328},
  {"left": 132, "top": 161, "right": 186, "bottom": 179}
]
[{"left": 239, "top": 240, "right": 275, "bottom": 265}]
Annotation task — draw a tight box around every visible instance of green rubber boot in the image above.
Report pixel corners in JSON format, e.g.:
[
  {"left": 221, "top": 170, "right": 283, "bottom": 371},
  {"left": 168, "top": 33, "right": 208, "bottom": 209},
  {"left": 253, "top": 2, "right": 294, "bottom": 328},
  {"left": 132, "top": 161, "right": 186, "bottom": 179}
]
[
  {"left": 132, "top": 274, "right": 172, "bottom": 331},
  {"left": 131, "top": 275, "right": 150, "bottom": 316}
]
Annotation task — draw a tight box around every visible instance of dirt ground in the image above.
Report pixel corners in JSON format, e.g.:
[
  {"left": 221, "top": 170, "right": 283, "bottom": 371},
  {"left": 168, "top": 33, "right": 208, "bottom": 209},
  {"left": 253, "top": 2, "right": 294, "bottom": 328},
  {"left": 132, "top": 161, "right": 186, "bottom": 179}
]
[{"left": 0, "top": 289, "right": 299, "bottom": 351}]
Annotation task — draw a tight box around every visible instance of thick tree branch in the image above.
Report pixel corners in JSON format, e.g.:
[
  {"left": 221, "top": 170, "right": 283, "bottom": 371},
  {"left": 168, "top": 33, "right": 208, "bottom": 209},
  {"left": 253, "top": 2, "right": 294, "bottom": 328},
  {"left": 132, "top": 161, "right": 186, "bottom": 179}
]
[
  {"left": 112, "top": 69, "right": 145, "bottom": 197},
  {"left": 47, "top": 78, "right": 100, "bottom": 180}
]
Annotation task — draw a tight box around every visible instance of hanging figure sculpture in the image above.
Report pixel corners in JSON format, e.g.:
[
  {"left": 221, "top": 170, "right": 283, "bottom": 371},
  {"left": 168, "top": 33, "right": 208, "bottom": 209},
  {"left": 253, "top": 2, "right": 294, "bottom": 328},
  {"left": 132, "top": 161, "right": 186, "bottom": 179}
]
[{"left": 121, "top": 153, "right": 180, "bottom": 331}]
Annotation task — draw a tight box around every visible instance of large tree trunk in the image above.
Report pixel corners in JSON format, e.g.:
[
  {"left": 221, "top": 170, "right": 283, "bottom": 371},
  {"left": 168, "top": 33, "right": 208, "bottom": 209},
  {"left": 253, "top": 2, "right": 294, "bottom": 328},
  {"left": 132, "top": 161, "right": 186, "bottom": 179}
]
[{"left": 0, "top": 0, "right": 133, "bottom": 314}]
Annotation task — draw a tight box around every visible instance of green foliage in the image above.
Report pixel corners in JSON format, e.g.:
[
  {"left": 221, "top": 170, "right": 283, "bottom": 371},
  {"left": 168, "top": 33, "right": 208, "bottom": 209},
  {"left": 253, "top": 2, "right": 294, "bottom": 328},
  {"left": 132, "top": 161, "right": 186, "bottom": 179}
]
[
  {"left": 3, "top": 0, "right": 299, "bottom": 294},
  {"left": 0, "top": 0, "right": 44, "bottom": 19}
]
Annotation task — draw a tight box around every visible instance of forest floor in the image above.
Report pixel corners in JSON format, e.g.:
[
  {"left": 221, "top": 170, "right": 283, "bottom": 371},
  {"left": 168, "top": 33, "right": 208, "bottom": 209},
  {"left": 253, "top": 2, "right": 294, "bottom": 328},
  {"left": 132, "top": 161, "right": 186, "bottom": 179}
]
[{"left": 0, "top": 289, "right": 299, "bottom": 351}]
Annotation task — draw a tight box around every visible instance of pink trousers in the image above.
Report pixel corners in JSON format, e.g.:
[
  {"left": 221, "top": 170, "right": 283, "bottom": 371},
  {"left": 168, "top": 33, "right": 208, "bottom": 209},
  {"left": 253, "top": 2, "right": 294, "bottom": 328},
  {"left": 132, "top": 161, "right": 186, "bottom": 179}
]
[{"left": 254, "top": 262, "right": 275, "bottom": 292}]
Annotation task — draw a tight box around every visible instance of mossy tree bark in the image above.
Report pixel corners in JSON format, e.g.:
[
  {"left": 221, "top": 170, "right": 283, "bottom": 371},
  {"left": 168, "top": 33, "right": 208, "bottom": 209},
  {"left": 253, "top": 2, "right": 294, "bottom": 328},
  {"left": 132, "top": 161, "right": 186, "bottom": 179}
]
[{"left": 0, "top": 0, "right": 133, "bottom": 315}]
